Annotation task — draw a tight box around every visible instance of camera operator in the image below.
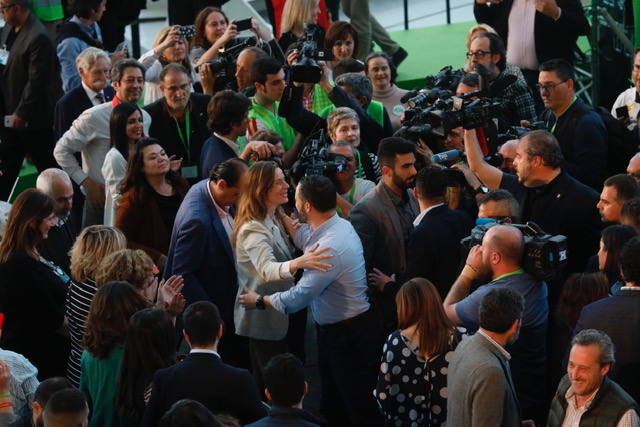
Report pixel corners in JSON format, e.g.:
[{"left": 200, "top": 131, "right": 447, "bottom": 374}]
[
  {"left": 467, "top": 33, "right": 536, "bottom": 128},
  {"left": 498, "top": 140, "right": 518, "bottom": 174},
  {"left": 199, "top": 90, "right": 278, "bottom": 178},
  {"left": 328, "top": 141, "right": 375, "bottom": 218},
  {"left": 235, "top": 47, "right": 267, "bottom": 95},
  {"left": 477, "top": 190, "right": 521, "bottom": 224},
  {"left": 464, "top": 127, "right": 601, "bottom": 276},
  {"left": 443, "top": 224, "right": 548, "bottom": 423}
]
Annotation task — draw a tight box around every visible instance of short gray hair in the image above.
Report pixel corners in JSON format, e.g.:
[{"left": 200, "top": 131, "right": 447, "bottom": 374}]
[
  {"left": 36, "top": 169, "right": 72, "bottom": 196},
  {"left": 335, "top": 73, "right": 373, "bottom": 105},
  {"left": 571, "top": 329, "right": 616, "bottom": 366},
  {"left": 76, "top": 47, "right": 111, "bottom": 72}
]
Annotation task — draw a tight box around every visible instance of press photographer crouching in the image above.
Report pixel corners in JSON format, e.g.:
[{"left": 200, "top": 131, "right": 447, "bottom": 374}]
[
  {"left": 443, "top": 224, "right": 549, "bottom": 423},
  {"left": 463, "top": 127, "right": 601, "bottom": 279}
]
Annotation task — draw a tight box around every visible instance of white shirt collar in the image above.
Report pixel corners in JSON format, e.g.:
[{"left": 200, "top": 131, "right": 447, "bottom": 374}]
[
  {"left": 190, "top": 349, "right": 220, "bottom": 358},
  {"left": 214, "top": 132, "right": 241, "bottom": 157},
  {"left": 206, "top": 181, "right": 231, "bottom": 219},
  {"left": 81, "top": 81, "right": 104, "bottom": 105},
  {"left": 413, "top": 203, "right": 445, "bottom": 227},
  {"left": 478, "top": 329, "right": 511, "bottom": 360}
]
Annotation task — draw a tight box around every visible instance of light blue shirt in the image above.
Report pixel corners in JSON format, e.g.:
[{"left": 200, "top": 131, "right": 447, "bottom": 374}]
[
  {"left": 269, "top": 214, "right": 370, "bottom": 325},
  {"left": 57, "top": 16, "right": 103, "bottom": 93}
]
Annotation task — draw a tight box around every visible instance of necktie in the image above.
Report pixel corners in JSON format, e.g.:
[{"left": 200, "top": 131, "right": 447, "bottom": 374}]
[{"left": 95, "top": 93, "right": 105, "bottom": 104}]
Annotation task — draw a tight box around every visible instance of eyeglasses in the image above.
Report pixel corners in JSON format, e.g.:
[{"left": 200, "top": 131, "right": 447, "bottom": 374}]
[
  {"left": 536, "top": 80, "right": 567, "bottom": 93},
  {"left": 466, "top": 50, "right": 492, "bottom": 59},
  {"left": 0, "top": 3, "right": 16, "bottom": 9}
]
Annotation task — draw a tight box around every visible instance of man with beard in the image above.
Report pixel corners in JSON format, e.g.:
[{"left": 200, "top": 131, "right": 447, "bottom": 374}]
[
  {"left": 36, "top": 169, "right": 77, "bottom": 275},
  {"left": 54, "top": 59, "right": 151, "bottom": 227},
  {"left": 447, "top": 286, "right": 525, "bottom": 426},
  {"left": 239, "top": 175, "right": 384, "bottom": 427},
  {"left": 464, "top": 128, "right": 601, "bottom": 278},
  {"left": 467, "top": 33, "right": 536, "bottom": 127},
  {"left": 444, "top": 224, "right": 549, "bottom": 423}
]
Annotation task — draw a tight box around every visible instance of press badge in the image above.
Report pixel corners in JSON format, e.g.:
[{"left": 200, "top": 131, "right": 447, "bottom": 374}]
[
  {"left": 181, "top": 163, "right": 198, "bottom": 179},
  {"left": 0, "top": 47, "right": 9, "bottom": 66}
]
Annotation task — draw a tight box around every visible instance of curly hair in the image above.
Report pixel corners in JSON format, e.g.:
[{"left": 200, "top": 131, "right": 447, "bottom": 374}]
[
  {"left": 69, "top": 226, "right": 127, "bottom": 284},
  {"left": 94, "top": 249, "right": 155, "bottom": 290},
  {"left": 83, "top": 281, "right": 148, "bottom": 359}
]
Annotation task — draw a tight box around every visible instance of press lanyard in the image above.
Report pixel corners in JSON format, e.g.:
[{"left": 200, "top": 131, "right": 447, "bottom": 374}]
[
  {"left": 174, "top": 109, "right": 191, "bottom": 162},
  {"left": 549, "top": 96, "right": 576, "bottom": 134},
  {"left": 355, "top": 149, "right": 364, "bottom": 178},
  {"left": 491, "top": 268, "right": 524, "bottom": 282}
]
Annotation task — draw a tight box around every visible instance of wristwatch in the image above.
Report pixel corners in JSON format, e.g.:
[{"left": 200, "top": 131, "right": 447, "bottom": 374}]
[{"left": 256, "top": 295, "right": 266, "bottom": 310}]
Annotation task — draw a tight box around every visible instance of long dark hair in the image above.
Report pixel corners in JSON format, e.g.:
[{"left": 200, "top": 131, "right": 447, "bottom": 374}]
[
  {"left": 83, "top": 281, "right": 148, "bottom": 359},
  {"left": 0, "top": 189, "right": 54, "bottom": 262},
  {"left": 110, "top": 102, "right": 143, "bottom": 160},
  {"left": 116, "top": 308, "right": 176, "bottom": 421},
  {"left": 396, "top": 278, "right": 455, "bottom": 358},
  {"left": 602, "top": 224, "right": 638, "bottom": 285},
  {"left": 119, "top": 138, "right": 182, "bottom": 202},
  {"left": 193, "top": 7, "right": 228, "bottom": 49},
  {"left": 555, "top": 272, "right": 609, "bottom": 331}
]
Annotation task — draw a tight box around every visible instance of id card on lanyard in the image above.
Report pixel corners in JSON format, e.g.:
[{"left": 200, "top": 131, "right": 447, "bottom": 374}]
[{"left": 175, "top": 112, "right": 198, "bottom": 179}]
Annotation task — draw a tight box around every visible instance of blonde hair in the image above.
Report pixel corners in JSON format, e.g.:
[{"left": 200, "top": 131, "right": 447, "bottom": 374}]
[
  {"left": 327, "top": 107, "right": 359, "bottom": 140},
  {"left": 280, "top": 0, "right": 318, "bottom": 38},
  {"left": 231, "top": 161, "right": 280, "bottom": 247},
  {"left": 153, "top": 26, "right": 188, "bottom": 49},
  {"left": 94, "top": 249, "right": 155, "bottom": 290},
  {"left": 69, "top": 226, "right": 127, "bottom": 283}
]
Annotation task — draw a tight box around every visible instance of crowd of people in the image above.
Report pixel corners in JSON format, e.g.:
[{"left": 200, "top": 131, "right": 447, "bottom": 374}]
[{"left": 0, "top": 0, "right": 640, "bottom": 425}]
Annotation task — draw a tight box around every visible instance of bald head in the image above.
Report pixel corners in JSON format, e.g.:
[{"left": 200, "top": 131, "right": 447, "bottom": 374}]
[
  {"left": 498, "top": 140, "right": 518, "bottom": 174},
  {"left": 627, "top": 153, "right": 640, "bottom": 182},
  {"left": 484, "top": 225, "right": 524, "bottom": 265},
  {"left": 36, "top": 169, "right": 73, "bottom": 218}
]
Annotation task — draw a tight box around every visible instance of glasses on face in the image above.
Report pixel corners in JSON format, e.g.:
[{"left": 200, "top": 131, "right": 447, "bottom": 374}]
[
  {"left": 466, "top": 50, "right": 492, "bottom": 59},
  {"left": 536, "top": 80, "right": 567, "bottom": 93}
]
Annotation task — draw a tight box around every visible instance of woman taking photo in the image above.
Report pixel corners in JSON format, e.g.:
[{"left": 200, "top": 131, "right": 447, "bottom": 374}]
[
  {"left": 103, "top": 103, "right": 144, "bottom": 226},
  {"left": 365, "top": 52, "right": 408, "bottom": 132},
  {"left": 117, "top": 308, "right": 177, "bottom": 425},
  {"left": 66, "top": 225, "right": 127, "bottom": 387},
  {"left": 0, "top": 189, "right": 70, "bottom": 379},
  {"left": 80, "top": 281, "right": 149, "bottom": 427},
  {"left": 116, "top": 138, "right": 190, "bottom": 269},
  {"left": 233, "top": 161, "right": 331, "bottom": 392},
  {"left": 279, "top": 0, "right": 322, "bottom": 52},
  {"left": 139, "top": 26, "right": 197, "bottom": 105},
  {"left": 375, "top": 278, "right": 461, "bottom": 426}
]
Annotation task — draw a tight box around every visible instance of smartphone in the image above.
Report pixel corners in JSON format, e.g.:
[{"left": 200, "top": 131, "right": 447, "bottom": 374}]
[
  {"left": 235, "top": 18, "right": 252, "bottom": 31},
  {"left": 178, "top": 25, "right": 196, "bottom": 39}
]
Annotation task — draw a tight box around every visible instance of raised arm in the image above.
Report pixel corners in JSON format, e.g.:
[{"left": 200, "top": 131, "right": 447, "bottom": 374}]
[{"left": 463, "top": 128, "right": 503, "bottom": 189}]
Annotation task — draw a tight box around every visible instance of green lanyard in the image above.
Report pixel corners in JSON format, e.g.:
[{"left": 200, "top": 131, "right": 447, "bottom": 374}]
[
  {"left": 549, "top": 96, "right": 576, "bottom": 134},
  {"left": 354, "top": 149, "right": 364, "bottom": 178},
  {"left": 174, "top": 109, "right": 191, "bottom": 162},
  {"left": 336, "top": 180, "right": 358, "bottom": 217},
  {"left": 491, "top": 268, "right": 524, "bottom": 282}
]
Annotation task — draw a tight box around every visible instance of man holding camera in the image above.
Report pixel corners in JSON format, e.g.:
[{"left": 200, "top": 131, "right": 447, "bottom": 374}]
[
  {"left": 464, "top": 127, "right": 601, "bottom": 277},
  {"left": 443, "top": 224, "right": 549, "bottom": 422},
  {"left": 328, "top": 141, "right": 375, "bottom": 218}
]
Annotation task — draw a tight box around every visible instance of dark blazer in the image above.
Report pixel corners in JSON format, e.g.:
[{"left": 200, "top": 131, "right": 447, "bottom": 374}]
[
  {"left": 164, "top": 180, "right": 238, "bottom": 326},
  {"left": 391, "top": 205, "right": 473, "bottom": 299},
  {"left": 144, "top": 93, "right": 211, "bottom": 169},
  {"left": 38, "top": 217, "right": 80, "bottom": 275},
  {"left": 199, "top": 133, "right": 238, "bottom": 180},
  {"left": 474, "top": 0, "right": 590, "bottom": 65},
  {"left": 115, "top": 178, "right": 190, "bottom": 264},
  {"left": 247, "top": 407, "right": 324, "bottom": 427},
  {"left": 0, "top": 13, "right": 57, "bottom": 129},
  {"left": 141, "top": 352, "right": 267, "bottom": 427},
  {"left": 53, "top": 84, "right": 115, "bottom": 140},
  {"left": 574, "top": 290, "right": 640, "bottom": 403}
]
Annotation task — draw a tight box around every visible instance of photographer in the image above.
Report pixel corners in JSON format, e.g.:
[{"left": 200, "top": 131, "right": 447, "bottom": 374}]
[
  {"left": 463, "top": 127, "right": 601, "bottom": 275},
  {"left": 477, "top": 190, "right": 521, "bottom": 224},
  {"left": 443, "top": 224, "right": 548, "bottom": 423},
  {"left": 328, "top": 141, "right": 375, "bottom": 218},
  {"left": 199, "top": 91, "right": 277, "bottom": 178}
]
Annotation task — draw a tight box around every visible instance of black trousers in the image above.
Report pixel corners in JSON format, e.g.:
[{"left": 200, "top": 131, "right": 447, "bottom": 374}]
[
  {"left": 316, "top": 309, "right": 384, "bottom": 427},
  {"left": 0, "top": 127, "right": 57, "bottom": 201}
]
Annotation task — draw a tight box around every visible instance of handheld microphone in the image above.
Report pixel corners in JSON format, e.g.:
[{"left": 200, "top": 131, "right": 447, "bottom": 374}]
[{"left": 431, "top": 149, "right": 464, "bottom": 164}]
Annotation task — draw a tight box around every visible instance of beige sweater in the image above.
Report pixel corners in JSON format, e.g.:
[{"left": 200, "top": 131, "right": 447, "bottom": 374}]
[{"left": 373, "top": 84, "right": 408, "bottom": 132}]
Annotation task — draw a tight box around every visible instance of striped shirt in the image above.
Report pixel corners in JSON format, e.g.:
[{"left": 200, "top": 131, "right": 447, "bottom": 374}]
[
  {"left": 562, "top": 387, "right": 640, "bottom": 427},
  {"left": 65, "top": 279, "right": 97, "bottom": 387}
]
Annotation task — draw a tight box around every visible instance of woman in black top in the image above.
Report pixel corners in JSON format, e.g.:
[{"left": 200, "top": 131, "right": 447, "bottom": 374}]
[
  {"left": 375, "top": 278, "right": 462, "bottom": 426},
  {"left": 115, "top": 138, "right": 189, "bottom": 269},
  {"left": 278, "top": 0, "right": 323, "bottom": 52},
  {"left": 0, "top": 189, "right": 71, "bottom": 379}
]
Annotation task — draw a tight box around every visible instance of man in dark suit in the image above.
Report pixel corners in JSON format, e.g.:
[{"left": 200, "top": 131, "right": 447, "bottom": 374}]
[
  {"left": 53, "top": 46, "right": 115, "bottom": 140},
  {"left": 142, "top": 301, "right": 267, "bottom": 427},
  {"left": 370, "top": 167, "right": 474, "bottom": 300},
  {"left": 0, "top": 0, "right": 58, "bottom": 200},
  {"left": 165, "top": 158, "right": 249, "bottom": 368},
  {"left": 573, "top": 236, "right": 640, "bottom": 403},
  {"left": 144, "top": 63, "right": 210, "bottom": 182},
  {"left": 199, "top": 90, "right": 277, "bottom": 179}
]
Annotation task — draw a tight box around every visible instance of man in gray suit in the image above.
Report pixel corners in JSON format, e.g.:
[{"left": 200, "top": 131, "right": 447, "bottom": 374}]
[
  {"left": 0, "top": 0, "right": 58, "bottom": 200},
  {"left": 447, "top": 287, "right": 524, "bottom": 426}
]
